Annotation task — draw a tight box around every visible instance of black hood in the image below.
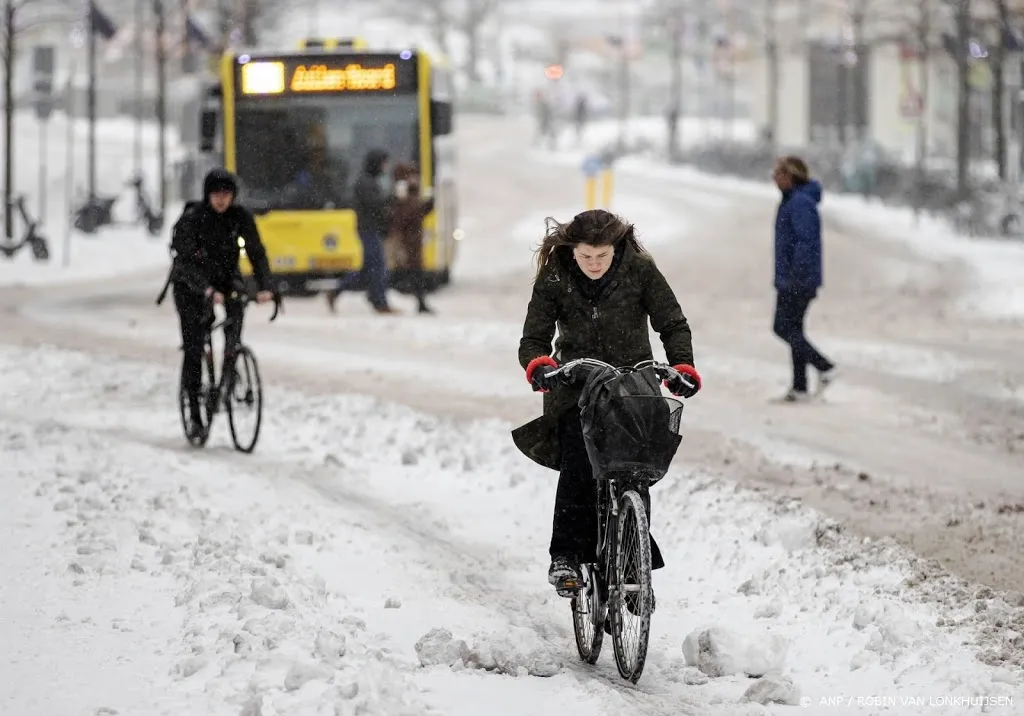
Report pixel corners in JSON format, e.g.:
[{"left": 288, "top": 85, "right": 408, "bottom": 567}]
[
  {"left": 362, "top": 149, "right": 389, "bottom": 177},
  {"left": 203, "top": 168, "right": 238, "bottom": 203}
]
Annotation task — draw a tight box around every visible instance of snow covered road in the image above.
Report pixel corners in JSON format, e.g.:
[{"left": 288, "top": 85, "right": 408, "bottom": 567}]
[
  {"left": 2, "top": 344, "right": 1020, "bottom": 715},
  {"left": 2, "top": 113, "right": 1024, "bottom": 713},
  {"left": 6, "top": 115, "right": 1024, "bottom": 594}
]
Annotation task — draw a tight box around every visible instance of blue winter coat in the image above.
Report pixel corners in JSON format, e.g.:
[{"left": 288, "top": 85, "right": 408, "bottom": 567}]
[{"left": 774, "top": 179, "right": 823, "bottom": 293}]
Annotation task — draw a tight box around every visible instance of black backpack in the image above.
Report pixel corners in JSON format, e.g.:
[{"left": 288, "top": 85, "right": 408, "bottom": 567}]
[
  {"left": 577, "top": 364, "right": 683, "bottom": 485},
  {"left": 156, "top": 201, "right": 203, "bottom": 305}
]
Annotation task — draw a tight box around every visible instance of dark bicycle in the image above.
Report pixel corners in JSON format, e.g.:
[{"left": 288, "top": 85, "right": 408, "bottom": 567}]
[
  {"left": 545, "top": 358, "right": 691, "bottom": 684},
  {"left": 179, "top": 287, "right": 280, "bottom": 453}
]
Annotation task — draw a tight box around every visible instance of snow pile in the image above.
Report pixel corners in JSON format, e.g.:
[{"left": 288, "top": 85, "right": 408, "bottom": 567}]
[
  {"left": 742, "top": 675, "right": 801, "bottom": 706},
  {"left": 2, "top": 342, "right": 1022, "bottom": 715},
  {"left": 681, "top": 626, "right": 788, "bottom": 678},
  {"left": 3, "top": 418, "right": 430, "bottom": 715},
  {"left": 0, "top": 225, "right": 174, "bottom": 286},
  {"left": 820, "top": 199, "right": 1024, "bottom": 321},
  {"left": 414, "top": 627, "right": 561, "bottom": 677}
]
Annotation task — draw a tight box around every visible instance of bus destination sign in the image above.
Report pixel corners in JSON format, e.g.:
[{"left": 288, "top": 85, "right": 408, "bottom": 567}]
[
  {"left": 291, "top": 63, "right": 394, "bottom": 92},
  {"left": 238, "top": 54, "right": 417, "bottom": 96}
]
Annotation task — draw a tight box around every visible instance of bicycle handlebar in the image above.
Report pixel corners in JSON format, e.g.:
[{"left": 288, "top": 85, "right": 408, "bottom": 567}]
[
  {"left": 205, "top": 288, "right": 282, "bottom": 323},
  {"left": 546, "top": 358, "right": 689, "bottom": 389}
]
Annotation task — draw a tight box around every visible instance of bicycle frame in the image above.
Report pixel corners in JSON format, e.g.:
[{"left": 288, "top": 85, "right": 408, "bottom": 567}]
[{"left": 202, "top": 292, "right": 257, "bottom": 411}]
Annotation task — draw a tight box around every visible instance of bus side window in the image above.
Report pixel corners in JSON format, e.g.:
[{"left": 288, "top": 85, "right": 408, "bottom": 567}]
[{"left": 430, "top": 100, "right": 452, "bottom": 136}]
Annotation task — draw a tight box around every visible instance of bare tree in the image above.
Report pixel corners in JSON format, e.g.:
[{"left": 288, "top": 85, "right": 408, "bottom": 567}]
[
  {"left": 913, "top": 0, "right": 937, "bottom": 214},
  {"left": 981, "top": 0, "right": 1024, "bottom": 180},
  {"left": 643, "top": 0, "right": 691, "bottom": 158},
  {"left": 764, "top": 0, "right": 779, "bottom": 152},
  {"left": 192, "top": 0, "right": 286, "bottom": 46},
  {"left": 378, "top": 0, "right": 503, "bottom": 82},
  {"left": 2, "top": 0, "right": 70, "bottom": 239},
  {"left": 948, "top": 0, "right": 973, "bottom": 198}
]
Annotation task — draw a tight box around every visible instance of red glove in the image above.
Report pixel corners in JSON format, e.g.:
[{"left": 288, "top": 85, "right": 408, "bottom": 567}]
[
  {"left": 526, "top": 356, "right": 558, "bottom": 393},
  {"left": 665, "top": 364, "right": 701, "bottom": 398}
]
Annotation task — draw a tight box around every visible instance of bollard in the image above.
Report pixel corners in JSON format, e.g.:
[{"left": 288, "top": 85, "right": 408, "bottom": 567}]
[
  {"left": 600, "top": 167, "right": 613, "bottom": 208},
  {"left": 581, "top": 155, "right": 602, "bottom": 210}
]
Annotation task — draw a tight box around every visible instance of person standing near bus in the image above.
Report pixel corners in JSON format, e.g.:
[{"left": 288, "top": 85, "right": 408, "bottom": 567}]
[
  {"left": 325, "top": 148, "right": 398, "bottom": 314},
  {"left": 389, "top": 162, "right": 436, "bottom": 314}
]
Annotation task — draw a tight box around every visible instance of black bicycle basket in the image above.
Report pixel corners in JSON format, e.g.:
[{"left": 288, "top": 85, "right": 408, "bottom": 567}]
[{"left": 577, "top": 365, "right": 684, "bottom": 484}]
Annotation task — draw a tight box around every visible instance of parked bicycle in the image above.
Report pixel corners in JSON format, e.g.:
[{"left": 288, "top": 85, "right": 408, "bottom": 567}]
[
  {"left": 179, "top": 287, "right": 280, "bottom": 453},
  {"left": 73, "top": 173, "right": 164, "bottom": 237},
  {"left": 544, "top": 357, "right": 691, "bottom": 684},
  {"left": 0, "top": 195, "right": 50, "bottom": 261}
]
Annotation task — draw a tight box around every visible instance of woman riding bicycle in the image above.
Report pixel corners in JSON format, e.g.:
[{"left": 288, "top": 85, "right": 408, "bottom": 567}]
[{"left": 512, "top": 209, "right": 701, "bottom": 596}]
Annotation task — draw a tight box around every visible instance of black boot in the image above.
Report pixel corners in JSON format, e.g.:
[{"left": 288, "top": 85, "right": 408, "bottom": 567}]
[{"left": 547, "top": 555, "right": 581, "bottom": 598}]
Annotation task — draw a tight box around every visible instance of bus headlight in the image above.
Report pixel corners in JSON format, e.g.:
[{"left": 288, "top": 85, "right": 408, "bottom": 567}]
[{"left": 453, "top": 228, "right": 465, "bottom": 241}]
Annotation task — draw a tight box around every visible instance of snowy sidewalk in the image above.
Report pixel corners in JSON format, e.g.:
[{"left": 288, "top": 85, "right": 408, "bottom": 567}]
[
  {"left": 0, "top": 343, "right": 1020, "bottom": 715},
  {"left": 538, "top": 116, "right": 1024, "bottom": 323}
]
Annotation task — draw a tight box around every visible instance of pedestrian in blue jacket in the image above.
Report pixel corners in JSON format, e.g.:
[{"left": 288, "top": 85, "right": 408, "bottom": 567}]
[{"left": 771, "top": 156, "right": 836, "bottom": 402}]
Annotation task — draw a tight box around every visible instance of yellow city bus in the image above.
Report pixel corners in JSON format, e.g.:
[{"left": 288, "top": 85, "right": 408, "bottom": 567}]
[{"left": 198, "top": 38, "right": 457, "bottom": 296}]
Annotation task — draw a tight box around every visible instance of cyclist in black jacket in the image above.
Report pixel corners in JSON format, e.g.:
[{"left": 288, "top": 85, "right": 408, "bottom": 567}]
[{"left": 168, "top": 168, "right": 275, "bottom": 434}]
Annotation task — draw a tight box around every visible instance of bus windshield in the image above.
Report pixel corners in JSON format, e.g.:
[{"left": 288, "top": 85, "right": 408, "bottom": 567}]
[{"left": 234, "top": 94, "right": 419, "bottom": 212}]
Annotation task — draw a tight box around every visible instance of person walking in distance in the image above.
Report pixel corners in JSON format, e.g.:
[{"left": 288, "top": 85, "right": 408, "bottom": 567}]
[
  {"left": 389, "top": 162, "right": 436, "bottom": 314},
  {"left": 325, "top": 148, "right": 398, "bottom": 314},
  {"left": 771, "top": 156, "right": 836, "bottom": 402}
]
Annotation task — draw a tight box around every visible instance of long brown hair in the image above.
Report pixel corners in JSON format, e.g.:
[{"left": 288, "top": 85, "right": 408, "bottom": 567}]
[{"left": 534, "top": 209, "right": 647, "bottom": 278}]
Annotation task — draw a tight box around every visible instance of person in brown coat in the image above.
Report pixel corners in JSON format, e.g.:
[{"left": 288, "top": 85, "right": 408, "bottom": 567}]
[{"left": 388, "top": 162, "right": 436, "bottom": 314}]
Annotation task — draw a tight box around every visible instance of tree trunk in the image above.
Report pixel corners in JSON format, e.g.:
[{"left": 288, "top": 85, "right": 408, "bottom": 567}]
[
  {"left": 852, "top": 8, "right": 866, "bottom": 141},
  {"left": 913, "top": 0, "right": 931, "bottom": 221},
  {"left": 464, "top": 15, "right": 481, "bottom": 84},
  {"left": 955, "top": 0, "right": 971, "bottom": 200},
  {"left": 155, "top": 0, "right": 167, "bottom": 211},
  {"left": 765, "top": 0, "right": 778, "bottom": 153},
  {"left": 242, "top": 0, "right": 257, "bottom": 45},
  {"left": 993, "top": 0, "right": 1009, "bottom": 180},
  {"left": 3, "top": 0, "right": 14, "bottom": 240},
  {"left": 430, "top": 6, "right": 448, "bottom": 58},
  {"left": 667, "top": 7, "right": 683, "bottom": 159},
  {"left": 993, "top": 50, "right": 1006, "bottom": 179}
]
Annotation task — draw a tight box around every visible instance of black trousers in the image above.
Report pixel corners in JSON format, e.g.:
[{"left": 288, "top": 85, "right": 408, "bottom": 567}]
[
  {"left": 550, "top": 410, "right": 665, "bottom": 570},
  {"left": 772, "top": 289, "right": 833, "bottom": 392},
  {"left": 173, "top": 284, "right": 244, "bottom": 396}
]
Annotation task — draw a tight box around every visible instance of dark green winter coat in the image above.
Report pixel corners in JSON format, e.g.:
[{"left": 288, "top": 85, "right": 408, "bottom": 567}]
[{"left": 512, "top": 241, "right": 695, "bottom": 470}]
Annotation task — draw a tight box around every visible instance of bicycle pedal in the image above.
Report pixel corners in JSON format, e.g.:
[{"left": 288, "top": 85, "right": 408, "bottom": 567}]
[{"left": 555, "top": 578, "right": 580, "bottom": 598}]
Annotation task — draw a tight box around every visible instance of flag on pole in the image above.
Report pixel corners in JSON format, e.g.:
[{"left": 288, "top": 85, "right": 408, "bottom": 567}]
[{"left": 89, "top": 1, "right": 117, "bottom": 40}]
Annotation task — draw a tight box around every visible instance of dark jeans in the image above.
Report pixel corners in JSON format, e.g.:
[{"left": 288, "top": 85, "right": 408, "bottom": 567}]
[
  {"left": 772, "top": 289, "right": 833, "bottom": 392},
  {"left": 550, "top": 410, "right": 665, "bottom": 570},
  {"left": 338, "top": 228, "right": 389, "bottom": 309},
  {"left": 173, "top": 284, "right": 244, "bottom": 397}
]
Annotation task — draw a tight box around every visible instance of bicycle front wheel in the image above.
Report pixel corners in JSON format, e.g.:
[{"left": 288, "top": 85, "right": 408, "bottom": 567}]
[
  {"left": 609, "top": 488, "right": 653, "bottom": 683},
  {"left": 226, "top": 345, "right": 263, "bottom": 453}
]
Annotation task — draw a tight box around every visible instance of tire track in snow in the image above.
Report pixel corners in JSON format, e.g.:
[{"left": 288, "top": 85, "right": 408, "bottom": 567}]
[{"left": 4, "top": 408, "right": 715, "bottom": 715}]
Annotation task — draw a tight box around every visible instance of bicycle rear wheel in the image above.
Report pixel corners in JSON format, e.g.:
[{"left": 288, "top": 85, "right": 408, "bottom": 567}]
[
  {"left": 178, "top": 344, "right": 216, "bottom": 447},
  {"left": 609, "top": 488, "right": 653, "bottom": 683},
  {"left": 571, "top": 563, "right": 606, "bottom": 664},
  {"left": 226, "top": 345, "right": 263, "bottom": 453}
]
